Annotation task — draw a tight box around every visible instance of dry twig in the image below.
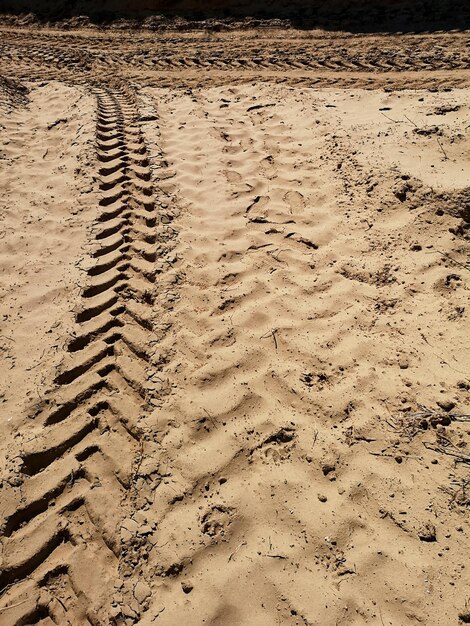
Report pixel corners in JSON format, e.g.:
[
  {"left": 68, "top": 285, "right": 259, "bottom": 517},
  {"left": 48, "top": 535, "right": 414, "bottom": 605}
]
[
  {"left": 436, "top": 136, "right": 448, "bottom": 160},
  {"left": 260, "top": 328, "right": 278, "bottom": 350},
  {"left": 434, "top": 248, "right": 470, "bottom": 272}
]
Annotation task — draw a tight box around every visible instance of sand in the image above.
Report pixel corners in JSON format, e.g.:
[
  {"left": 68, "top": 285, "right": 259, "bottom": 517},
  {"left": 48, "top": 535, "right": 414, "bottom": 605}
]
[{"left": 0, "top": 23, "right": 469, "bottom": 626}]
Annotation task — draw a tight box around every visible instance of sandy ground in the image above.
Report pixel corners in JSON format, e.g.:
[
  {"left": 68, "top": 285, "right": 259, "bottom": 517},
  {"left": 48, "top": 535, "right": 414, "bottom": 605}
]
[{"left": 0, "top": 25, "right": 469, "bottom": 626}]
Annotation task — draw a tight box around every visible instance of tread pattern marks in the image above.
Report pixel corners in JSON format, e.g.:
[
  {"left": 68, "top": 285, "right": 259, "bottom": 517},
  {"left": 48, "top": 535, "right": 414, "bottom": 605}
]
[
  {"left": 0, "top": 89, "right": 156, "bottom": 625},
  {"left": 0, "top": 35, "right": 469, "bottom": 76},
  {"left": 124, "top": 43, "right": 470, "bottom": 72},
  {"left": 0, "top": 43, "right": 93, "bottom": 71}
]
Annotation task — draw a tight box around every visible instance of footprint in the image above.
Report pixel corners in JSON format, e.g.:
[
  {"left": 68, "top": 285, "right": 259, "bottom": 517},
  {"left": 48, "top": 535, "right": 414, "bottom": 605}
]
[
  {"left": 284, "top": 190, "right": 306, "bottom": 214},
  {"left": 223, "top": 169, "right": 242, "bottom": 183}
]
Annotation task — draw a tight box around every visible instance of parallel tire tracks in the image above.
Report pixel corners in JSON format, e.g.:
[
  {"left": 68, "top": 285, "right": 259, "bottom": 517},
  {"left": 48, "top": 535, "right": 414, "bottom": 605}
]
[
  {"left": 0, "top": 88, "right": 159, "bottom": 625},
  {"left": 0, "top": 32, "right": 469, "bottom": 86}
]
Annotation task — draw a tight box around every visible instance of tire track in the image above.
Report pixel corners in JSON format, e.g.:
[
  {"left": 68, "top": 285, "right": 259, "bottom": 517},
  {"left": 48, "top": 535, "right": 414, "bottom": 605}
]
[
  {"left": 125, "top": 45, "right": 470, "bottom": 73},
  {"left": 0, "top": 87, "right": 170, "bottom": 625},
  {"left": 124, "top": 87, "right": 344, "bottom": 624},
  {"left": 0, "top": 32, "right": 469, "bottom": 85}
]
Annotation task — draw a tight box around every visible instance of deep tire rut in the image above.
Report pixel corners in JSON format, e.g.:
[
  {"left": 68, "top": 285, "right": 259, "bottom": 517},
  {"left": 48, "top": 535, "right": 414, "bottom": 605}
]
[{"left": 0, "top": 87, "right": 165, "bottom": 626}]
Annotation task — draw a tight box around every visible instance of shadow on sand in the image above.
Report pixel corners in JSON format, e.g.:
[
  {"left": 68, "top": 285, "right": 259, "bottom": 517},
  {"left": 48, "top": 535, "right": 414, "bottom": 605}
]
[{"left": 1, "top": 0, "right": 470, "bottom": 32}]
